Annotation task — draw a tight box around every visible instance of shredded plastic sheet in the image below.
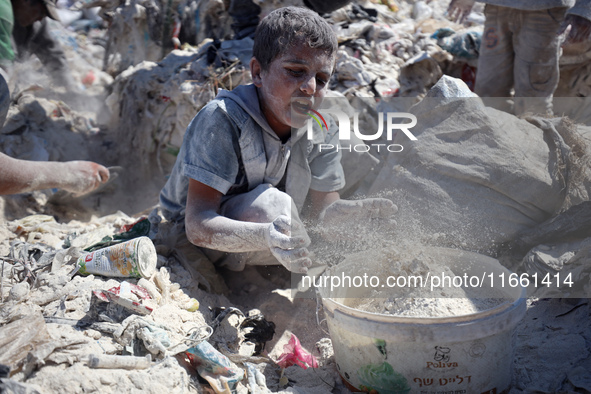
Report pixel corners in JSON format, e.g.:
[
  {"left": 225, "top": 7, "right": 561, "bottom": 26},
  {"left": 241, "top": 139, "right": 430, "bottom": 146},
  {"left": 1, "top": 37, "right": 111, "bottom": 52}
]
[
  {"left": 275, "top": 334, "right": 318, "bottom": 370},
  {"left": 0, "top": 313, "right": 52, "bottom": 371},
  {"left": 185, "top": 340, "right": 244, "bottom": 393}
]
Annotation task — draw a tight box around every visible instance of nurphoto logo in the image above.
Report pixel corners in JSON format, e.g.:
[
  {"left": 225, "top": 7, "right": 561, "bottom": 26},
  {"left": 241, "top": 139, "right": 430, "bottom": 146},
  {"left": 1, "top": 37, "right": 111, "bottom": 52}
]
[{"left": 306, "top": 108, "right": 417, "bottom": 153}]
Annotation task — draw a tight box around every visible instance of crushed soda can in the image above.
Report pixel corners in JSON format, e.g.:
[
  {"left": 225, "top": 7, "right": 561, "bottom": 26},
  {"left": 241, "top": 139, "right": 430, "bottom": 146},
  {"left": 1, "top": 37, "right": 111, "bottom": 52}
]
[{"left": 77, "top": 237, "right": 156, "bottom": 278}]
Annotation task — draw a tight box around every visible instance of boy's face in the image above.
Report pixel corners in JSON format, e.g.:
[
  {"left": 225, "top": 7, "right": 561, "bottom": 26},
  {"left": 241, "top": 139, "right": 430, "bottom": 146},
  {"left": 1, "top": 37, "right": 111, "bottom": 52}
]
[{"left": 251, "top": 43, "right": 334, "bottom": 137}]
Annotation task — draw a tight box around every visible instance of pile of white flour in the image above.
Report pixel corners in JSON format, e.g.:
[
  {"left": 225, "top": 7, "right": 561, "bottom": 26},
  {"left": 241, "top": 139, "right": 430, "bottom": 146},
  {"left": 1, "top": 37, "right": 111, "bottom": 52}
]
[{"left": 341, "top": 247, "right": 505, "bottom": 317}]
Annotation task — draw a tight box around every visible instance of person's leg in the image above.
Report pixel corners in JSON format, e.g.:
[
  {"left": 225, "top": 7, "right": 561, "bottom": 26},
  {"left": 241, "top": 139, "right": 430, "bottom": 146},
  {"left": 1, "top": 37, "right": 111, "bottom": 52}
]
[
  {"left": 513, "top": 7, "right": 566, "bottom": 115},
  {"left": 204, "top": 183, "right": 302, "bottom": 271},
  {"left": 475, "top": 5, "right": 515, "bottom": 100}
]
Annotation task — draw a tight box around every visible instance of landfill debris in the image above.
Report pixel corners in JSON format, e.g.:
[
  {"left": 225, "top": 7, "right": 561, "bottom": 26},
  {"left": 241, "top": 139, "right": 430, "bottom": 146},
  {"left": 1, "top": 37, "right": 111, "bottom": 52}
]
[
  {"left": 1, "top": 1, "right": 591, "bottom": 393},
  {"left": 276, "top": 333, "right": 319, "bottom": 370},
  {"left": 520, "top": 238, "right": 591, "bottom": 298},
  {"left": 0, "top": 313, "right": 52, "bottom": 373},
  {"left": 369, "top": 76, "right": 591, "bottom": 253},
  {"left": 77, "top": 236, "right": 157, "bottom": 278},
  {"left": 185, "top": 340, "right": 244, "bottom": 393},
  {"left": 88, "top": 353, "right": 152, "bottom": 369},
  {"left": 92, "top": 281, "right": 154, "bottom": 316},
  {"left": 240, "top": 311, "right": 276, "bottom": 355},
  {"left": 431, "top": 27, "right": 481, "bottom": 61},
  {"left": 245, "top": 362, "right": 272, "bottom": 394}
]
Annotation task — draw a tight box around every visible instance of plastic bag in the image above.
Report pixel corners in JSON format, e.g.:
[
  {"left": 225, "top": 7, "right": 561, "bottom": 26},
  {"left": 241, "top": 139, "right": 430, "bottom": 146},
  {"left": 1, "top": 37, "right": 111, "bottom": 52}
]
[
  {"left": 185, "top": 340, "right": 243, "bottom": 393},
  {"left": 0, "top": 313, "right": 52, "bottom": 372}
]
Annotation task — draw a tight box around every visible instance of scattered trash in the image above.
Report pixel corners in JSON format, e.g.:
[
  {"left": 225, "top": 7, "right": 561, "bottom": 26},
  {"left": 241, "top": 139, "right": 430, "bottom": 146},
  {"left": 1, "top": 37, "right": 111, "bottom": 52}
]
[
  {"left": 0, "top": 313, "right": 52, "bottom": 373},
  {"left": 185, "top": 340, "right": 244, "bottom": 393},
  {"left": 92, "top": 282, "right": 154, "bottom": 316},
  {"left": 77, "top": 236, "right": 157, "bottom": 278},
  {"left": 245, "top": 362, "right": 271, "bottom": 393},
  {"left": 240, "top": 311, "right": 276, "bottom": 355},
  {"left": 275, "top": 334, "right": 318, "bottom": 370},
  {"left": 431, "top": 27, "right": 481, "bottom": 60},
  {"left": 88, "top": 353, "right": 152, "bottom": 369}
]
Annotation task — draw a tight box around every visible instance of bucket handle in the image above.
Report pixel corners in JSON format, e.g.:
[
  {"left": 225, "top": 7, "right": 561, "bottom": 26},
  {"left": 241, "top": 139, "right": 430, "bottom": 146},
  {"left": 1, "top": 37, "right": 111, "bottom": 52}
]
[{"left": 315, "top": 293, "right": 330, "bottom": 336}]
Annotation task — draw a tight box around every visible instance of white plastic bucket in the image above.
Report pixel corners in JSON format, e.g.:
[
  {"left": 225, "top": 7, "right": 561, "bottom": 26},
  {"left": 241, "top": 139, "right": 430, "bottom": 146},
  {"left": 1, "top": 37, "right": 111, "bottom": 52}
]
[{"left": 318, "top": 247, "right": 526, "bottom": 394}]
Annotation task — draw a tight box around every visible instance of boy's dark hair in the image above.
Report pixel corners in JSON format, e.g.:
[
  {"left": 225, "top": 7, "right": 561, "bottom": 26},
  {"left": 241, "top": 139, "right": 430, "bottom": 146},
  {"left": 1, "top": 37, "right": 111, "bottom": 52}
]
[{"left": 253, "top": 7, "right": 338, "bottom": 71}]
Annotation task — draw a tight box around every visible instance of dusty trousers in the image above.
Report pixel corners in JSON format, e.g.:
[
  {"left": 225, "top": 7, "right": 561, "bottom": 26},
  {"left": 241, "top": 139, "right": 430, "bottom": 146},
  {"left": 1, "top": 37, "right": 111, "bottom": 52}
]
[{"left": 475, "top": 5, "right": 566, "bottom": 115}]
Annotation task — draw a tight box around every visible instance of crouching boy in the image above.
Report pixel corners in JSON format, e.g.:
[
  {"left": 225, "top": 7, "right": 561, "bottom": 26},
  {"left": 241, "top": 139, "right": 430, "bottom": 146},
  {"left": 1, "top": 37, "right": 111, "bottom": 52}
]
[{"left": 158, "top": 7, "right": 396, "bottom": 277}]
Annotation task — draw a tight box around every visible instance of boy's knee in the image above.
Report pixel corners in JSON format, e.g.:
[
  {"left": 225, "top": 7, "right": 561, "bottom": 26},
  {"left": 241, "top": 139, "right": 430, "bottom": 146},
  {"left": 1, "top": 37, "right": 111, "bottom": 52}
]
[
  {"left": 243, "top": 186, "right": 294, "bottom": 222},
  {"left": 222, "top": 184, "right": 296, "bottom": 223}
]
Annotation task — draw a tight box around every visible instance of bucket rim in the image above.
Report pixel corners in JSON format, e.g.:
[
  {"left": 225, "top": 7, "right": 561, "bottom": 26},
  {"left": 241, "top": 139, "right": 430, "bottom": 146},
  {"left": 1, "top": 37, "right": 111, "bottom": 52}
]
[
  {"left": 321, "top": 290, "right": 525, "bottom": 324},
  {"left": 317, "top": 246, "right": 527, "bottom": 323}
]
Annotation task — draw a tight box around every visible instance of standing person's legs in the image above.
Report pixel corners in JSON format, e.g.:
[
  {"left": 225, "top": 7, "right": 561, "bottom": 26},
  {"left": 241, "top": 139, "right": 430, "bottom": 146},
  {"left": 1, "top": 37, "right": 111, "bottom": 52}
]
[
  {"left": 475, "top": 5, "right": 515, "bottom": 102},
  {"left": 513, "top": 7, "right": 566, "bottom": 115}
]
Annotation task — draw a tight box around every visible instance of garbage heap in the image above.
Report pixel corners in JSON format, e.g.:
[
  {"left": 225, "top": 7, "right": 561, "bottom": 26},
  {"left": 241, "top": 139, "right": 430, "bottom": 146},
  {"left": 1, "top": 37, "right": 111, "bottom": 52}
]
[
  {"left": 2, "top": 0, "right": 591, "bottom": 392},
  {"left": 0, "top": 213, "right": 339, "bottom": 393},
  {"left": 102, "top": 0, "right": 479, "bottom": 176}
]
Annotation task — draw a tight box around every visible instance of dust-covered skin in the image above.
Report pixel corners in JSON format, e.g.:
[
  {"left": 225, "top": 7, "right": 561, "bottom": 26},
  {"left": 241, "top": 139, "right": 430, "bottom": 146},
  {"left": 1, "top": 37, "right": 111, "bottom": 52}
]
[
  {"left": 265, "top": 214, "right": 312, "bottom": 273},
  {"left": 250, "top": 44, "right": 334, "bottom": 141},
  {"left": 305, "top": 189, "right": 398, "bottom": 243},
  {"left": 0, "top": 153, "right": 110, "bottom": 196},
  {"left": 186, "top": 181, "right": 312, "bottom": 274}
]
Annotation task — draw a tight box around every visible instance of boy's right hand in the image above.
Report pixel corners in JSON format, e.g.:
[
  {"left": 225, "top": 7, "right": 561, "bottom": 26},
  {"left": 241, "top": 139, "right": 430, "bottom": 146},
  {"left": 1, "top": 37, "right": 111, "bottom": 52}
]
[{"left": 266, "top": 215, "right": 312, "bottom": 274}]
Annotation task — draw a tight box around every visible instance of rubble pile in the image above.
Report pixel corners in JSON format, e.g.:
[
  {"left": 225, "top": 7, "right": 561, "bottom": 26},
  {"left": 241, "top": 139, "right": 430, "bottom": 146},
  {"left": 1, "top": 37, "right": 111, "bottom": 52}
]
[
  {"left": 105, "top": 47, "right": 251, "bottom": 174},
  {"left": 0, "top": 94, "right": 101, "bottom": 164},
  {"left": 101, "top": 0, "right": 474, "bottom": 175},
  {"left": 0, "top": 213, "right": 341, "bottom": 393},
  {"left": 99, "top": 0, "right": 235, "bottom": 76},
  {"left": 10, "top": 20, "right": 113, "bottom": 97}
]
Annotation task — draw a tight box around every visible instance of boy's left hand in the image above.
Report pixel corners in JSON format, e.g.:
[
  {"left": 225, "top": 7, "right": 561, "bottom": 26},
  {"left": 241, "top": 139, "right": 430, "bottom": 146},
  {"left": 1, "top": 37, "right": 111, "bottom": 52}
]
[
  {"left": 266, "top": 215, "right": 312, "bottom": 273},
  {"left": 318, "top": 198, "right": 397, "bottom": 240}
]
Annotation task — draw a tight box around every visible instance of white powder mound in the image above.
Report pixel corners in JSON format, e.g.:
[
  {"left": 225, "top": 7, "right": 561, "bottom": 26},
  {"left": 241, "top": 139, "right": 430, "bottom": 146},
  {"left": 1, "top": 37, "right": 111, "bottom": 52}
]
[
  {"left": 351, "top": 293, "right": 502, "bottom": 317},
  {"left": 340, "top": 247, "right": 506, "bottom": 318}
]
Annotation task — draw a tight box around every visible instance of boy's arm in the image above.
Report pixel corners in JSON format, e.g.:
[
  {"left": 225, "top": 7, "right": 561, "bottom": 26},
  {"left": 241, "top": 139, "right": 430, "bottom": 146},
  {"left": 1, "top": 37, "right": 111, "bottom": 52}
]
[
  {"left": 0, "top": 153, "right": 109, "bottom": 195},
  {"left": 185, "top": 178, "right": 270, "bottom": 252},
  {"left": 307, "top": 189, "right": 397, "bottom": 239},
  {"left": 185, "top": 179, "right": 312, "bottom": 272}
]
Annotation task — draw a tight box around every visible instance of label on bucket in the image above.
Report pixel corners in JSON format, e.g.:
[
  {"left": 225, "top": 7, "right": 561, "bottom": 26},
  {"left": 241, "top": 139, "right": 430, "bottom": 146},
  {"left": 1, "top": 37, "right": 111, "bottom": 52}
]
[{"left": 330, "top": 321, "right": 512, "bottom": 394}]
